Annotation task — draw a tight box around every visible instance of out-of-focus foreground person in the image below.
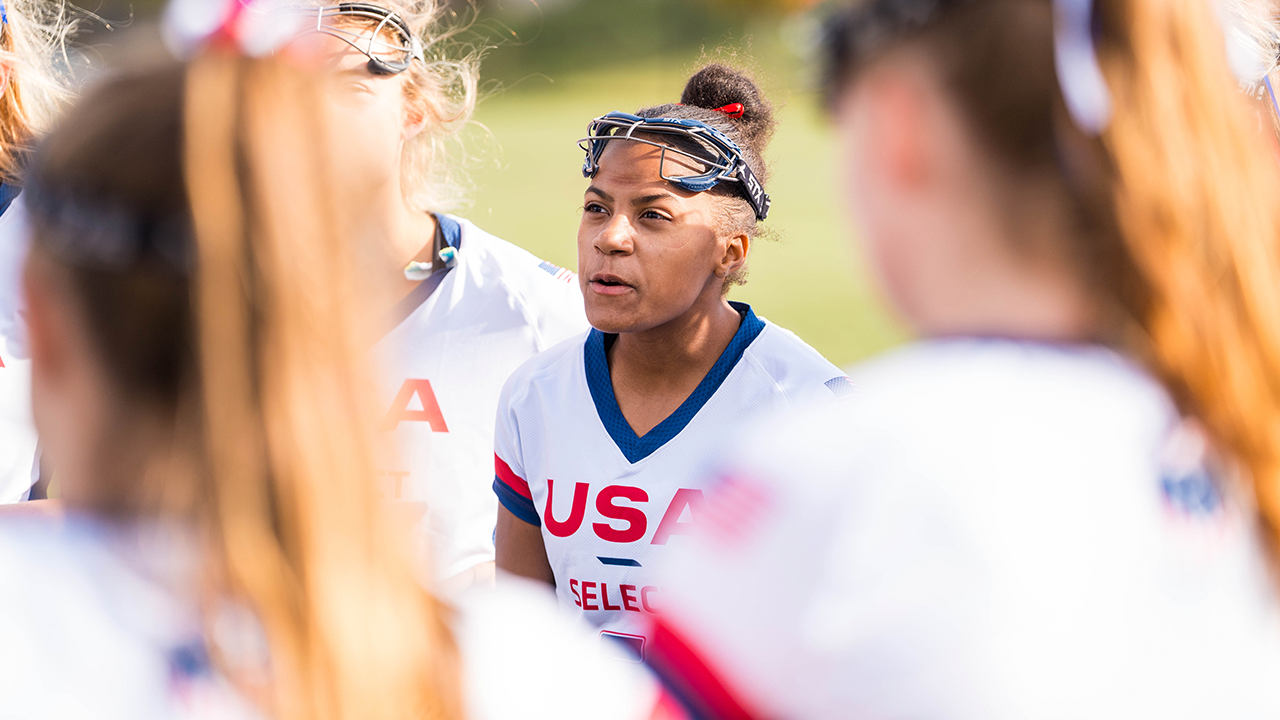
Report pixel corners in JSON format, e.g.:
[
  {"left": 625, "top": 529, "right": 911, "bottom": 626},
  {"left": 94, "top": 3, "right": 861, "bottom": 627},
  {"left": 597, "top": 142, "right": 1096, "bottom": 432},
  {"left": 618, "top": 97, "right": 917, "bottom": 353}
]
[
  {"left": 301, "top": 1, "right": 588, "bottom": 589},
  {"left": 0, "top": 0, "right": 75, "bottom": 506},
  {"left": 644, "top": 0, "right": 1280, "bottom": 718},
  {"left": 0, "top": 6, "right": 659, "bottom": 719}
]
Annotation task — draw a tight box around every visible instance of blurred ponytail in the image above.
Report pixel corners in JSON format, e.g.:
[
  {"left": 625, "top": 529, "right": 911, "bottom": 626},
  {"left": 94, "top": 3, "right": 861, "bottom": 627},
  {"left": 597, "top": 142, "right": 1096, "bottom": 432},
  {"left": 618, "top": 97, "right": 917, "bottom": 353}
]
[
  {"left": 27, "top": 52, "right": 463, "bottom": 720},
  {"left": 183, "top": 54, "right": 462, "bottom": 720},
  {"left": 1096, "top": 0, "right": 1280, "bottom": 559}
]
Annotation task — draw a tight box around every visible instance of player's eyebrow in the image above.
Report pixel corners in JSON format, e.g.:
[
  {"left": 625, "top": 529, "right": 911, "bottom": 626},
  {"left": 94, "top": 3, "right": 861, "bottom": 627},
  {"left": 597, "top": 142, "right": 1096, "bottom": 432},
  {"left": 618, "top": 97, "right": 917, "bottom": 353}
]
[
  {"left": 585, "top": 186, "right": 612, "bottom": 202},
  {"left": 632, "top": 193, "right": 675, "bottom": 205}
]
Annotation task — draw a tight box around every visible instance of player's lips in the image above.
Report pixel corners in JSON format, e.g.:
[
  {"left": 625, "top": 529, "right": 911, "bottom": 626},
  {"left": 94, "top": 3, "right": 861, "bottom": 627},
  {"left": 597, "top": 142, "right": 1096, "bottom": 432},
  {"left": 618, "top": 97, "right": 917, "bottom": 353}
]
[{"left": 588, "top": 272, "right": 635, "bottom": 296}]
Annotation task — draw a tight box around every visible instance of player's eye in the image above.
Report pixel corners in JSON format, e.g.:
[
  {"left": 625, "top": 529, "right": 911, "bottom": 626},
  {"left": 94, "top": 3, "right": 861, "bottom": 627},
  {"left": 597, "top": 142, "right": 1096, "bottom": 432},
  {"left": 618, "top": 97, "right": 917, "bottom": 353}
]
[
  {"left": 640, "top": 209, "right": 670, "bottom": 221},
  {"left": 584, "top": 202, "right": 609, "bottom": 215}
]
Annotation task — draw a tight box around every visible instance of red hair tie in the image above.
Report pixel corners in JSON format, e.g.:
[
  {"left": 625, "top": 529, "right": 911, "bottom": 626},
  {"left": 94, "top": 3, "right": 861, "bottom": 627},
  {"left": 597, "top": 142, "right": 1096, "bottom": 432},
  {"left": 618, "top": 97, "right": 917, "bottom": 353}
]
[{"left": 714, "top": 103, "right": 745, "bottom": 119}]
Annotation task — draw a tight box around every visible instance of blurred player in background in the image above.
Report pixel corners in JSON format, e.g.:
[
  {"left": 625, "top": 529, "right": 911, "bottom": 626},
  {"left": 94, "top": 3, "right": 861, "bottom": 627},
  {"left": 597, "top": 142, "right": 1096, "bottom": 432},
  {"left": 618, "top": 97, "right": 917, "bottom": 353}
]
[
  {"left": 0, "top": 3, "right": 663, "bottom": 718},
  {"left": 298, "top": 1, "right": 588, "bottom": 588},
  {"left": 493, "top": 64, "right": 851, "bottom": 659},
  {"left": 1222, "top": 0, "right": 1280, "bottom": 143},
  {"left": 644, "top": 0, "right": 1280, "bottom": 717},
  {"left": 0, "top": 0, "right": 75, "bottom": 506}
]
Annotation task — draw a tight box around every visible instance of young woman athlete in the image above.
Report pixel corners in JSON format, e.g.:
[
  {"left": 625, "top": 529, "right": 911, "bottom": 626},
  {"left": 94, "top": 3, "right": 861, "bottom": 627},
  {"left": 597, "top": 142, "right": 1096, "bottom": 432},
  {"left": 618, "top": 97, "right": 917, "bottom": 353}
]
[
  {"left": 298, "top": 1, "right": 589, "bottom": 588},
  {"left": 0, "top": 0, "right": 74, "bottom": 506},
  {"left": 493, "top": 64, "right": 852, "bottom": 659},
  {"left": 643, "top": 1, "right": 1280, "bottom": 717},
  {"left": 0, "top": 3, "right": 663, "bottom": 718}
]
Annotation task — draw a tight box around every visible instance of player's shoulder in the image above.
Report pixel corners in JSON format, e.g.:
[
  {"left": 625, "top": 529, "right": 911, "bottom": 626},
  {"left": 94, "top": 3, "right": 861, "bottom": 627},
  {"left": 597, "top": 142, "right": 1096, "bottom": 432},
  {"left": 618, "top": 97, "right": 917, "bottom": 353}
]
[
  {"left": 0, "top": 193, "right": 32, "bottom": 356},
  {"left": 451, "top": 216, "right": 583, "bottom": 303},
  {"left": 500, "top": 330, "right": 591, "bottom": 400},
  {"left": 741, "top": 308, "right": 852, "bottom": 401},
  {"left": 848, "top": 337, "right": 1166, "bottom": 421},
  {"left": 0, "top": 515, "right": 89, "bottom": 577},
  {"left": 738, "top": 338, "right": 1171, "bottom": 491}
]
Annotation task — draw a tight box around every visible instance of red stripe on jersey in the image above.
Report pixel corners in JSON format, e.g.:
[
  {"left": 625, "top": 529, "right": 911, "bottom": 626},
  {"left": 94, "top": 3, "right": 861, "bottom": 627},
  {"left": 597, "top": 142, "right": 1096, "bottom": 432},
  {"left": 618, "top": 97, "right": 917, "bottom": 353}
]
[
  {"left": 494, "top": 454, "right": 532, "bottom": 500},
  {"left": 647, "top": 619, "right": 759, "bottom": 720},
  {"left": 650, "top": 688, "right": 694, "bottom": 720}
]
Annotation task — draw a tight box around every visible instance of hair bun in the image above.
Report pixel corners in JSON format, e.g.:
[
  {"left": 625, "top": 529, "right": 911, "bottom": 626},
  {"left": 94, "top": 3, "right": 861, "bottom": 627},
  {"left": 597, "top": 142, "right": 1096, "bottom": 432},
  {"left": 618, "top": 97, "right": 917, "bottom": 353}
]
[{"left": 680, "top": 64, "right": 774, "bottom": 151}]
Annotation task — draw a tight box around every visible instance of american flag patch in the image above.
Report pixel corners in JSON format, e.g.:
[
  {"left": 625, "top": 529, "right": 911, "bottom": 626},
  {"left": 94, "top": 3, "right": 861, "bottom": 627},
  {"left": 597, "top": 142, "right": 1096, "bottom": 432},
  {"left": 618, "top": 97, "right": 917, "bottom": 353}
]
[
  {"left": 825, "top": 376, "right": 856, "bottom": 398},
  {"left": 538, "top": 260, "right": 577, "bottom": 284}
]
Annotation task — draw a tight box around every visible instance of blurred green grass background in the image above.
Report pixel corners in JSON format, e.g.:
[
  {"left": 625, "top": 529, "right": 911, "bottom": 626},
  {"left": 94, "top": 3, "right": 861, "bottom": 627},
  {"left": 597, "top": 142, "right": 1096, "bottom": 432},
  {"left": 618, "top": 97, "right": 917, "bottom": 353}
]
[
  {"left": 80, "top": 0, "right": 907, "bottom": 367},
  {"left": 460, "top": 1, "right": 907, "bottom": 367}
]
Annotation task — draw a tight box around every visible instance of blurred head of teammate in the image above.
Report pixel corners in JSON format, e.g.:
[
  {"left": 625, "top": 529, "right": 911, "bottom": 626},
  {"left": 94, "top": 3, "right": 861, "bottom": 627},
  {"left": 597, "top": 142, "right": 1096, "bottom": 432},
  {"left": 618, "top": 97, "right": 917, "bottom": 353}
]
[
  {"left": 19, "top": 21, "right": 463, "bottom": 720},
  {"left": 825, "top": 0, "right": 1280, "bottom": 547},
  {"left": 292, "top": 1, "right": 477, "bottom": 272},
  {"left": 578, "top": 64, "right": 772, "bottom": 336}
]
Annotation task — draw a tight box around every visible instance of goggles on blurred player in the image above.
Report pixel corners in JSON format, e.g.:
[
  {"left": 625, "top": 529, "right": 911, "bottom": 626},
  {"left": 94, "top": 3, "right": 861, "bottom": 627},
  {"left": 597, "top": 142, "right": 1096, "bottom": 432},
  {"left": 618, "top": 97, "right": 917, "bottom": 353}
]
[
  {"left": 579, "top": 111, "right": 772, "bottom": 221},
  {"left": 298, "top": 2, "right": 424, "bottom": 75}
]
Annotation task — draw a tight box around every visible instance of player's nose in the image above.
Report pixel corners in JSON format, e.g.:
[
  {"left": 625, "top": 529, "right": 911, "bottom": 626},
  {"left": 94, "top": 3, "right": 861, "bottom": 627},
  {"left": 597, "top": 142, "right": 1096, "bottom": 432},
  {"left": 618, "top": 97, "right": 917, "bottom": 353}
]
[{"left": 594, "top": 214, "right": 635, "bottom": 255}]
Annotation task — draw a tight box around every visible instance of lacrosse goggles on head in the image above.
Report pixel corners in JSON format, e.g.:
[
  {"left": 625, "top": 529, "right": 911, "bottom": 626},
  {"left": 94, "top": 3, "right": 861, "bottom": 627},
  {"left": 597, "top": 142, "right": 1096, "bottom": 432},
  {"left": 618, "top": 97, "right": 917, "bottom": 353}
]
[
  {"left": 579, "top": 112, "right": 772, "bottom": 221},
  {"left": 298, "top": 2, "right": 425, "bottom": 75}
]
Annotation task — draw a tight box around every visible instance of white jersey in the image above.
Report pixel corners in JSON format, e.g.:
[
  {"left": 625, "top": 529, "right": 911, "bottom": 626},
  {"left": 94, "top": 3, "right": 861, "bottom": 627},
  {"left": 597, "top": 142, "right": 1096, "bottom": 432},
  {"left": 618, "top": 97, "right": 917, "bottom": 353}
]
[
  {"left": 0, "top": 516, "right": 662, "bottom": 720},
  {"left": 646, "top": 339, "right": 1280, "bottom": 720},
  {"left": 0, "top": 193, "right": 38, "bottom": 503},
  {"left": 493, "top": 303, "right": 851, "bottom": 658},
  {"left": 374, "top": 215, "right": 588, "bottom": 582}
]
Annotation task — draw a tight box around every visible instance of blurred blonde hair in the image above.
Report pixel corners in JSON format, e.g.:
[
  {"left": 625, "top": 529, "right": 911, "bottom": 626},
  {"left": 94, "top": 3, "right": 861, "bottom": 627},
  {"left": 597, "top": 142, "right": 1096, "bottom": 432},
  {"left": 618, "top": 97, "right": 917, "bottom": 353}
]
[
  {"left": 1221, "top": 0, "right": 1280, "bottom": 89},
  {"left": 28, "top": 50, "right": 463, "bottom": 720},
  {"left": 0, "top": 0, "right": 74, "bottom": 184},
  {"left": 186, "top": 52, "right": 463, "bottom": 720},
  {"left": 1098, "top": 0, "right": 1280, "bottom": 568},
  {"left": 299, "top": 0, "right": 481, "bottom": 212}
]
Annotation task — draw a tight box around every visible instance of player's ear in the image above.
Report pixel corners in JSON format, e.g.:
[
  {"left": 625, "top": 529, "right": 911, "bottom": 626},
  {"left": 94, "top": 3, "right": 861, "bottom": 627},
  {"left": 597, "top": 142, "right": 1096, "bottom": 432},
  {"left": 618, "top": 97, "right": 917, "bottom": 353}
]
[
  {"left": 853, "top": 60, "right": 943, "bottom": 196},
  {"left": 715, "top": 232, "right": 749, "bottom": 279},
  {"left": 23, "top": 251, "right": 71, "bottom": 385},
  {"left": 402, "top": 90, "right": 431, "bottom": 141}
]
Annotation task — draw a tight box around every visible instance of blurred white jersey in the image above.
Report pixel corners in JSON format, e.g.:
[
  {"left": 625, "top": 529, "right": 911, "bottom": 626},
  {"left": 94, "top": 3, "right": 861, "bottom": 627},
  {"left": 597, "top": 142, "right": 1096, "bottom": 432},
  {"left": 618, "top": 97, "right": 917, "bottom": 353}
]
[
  {"left": 374, "top": 215, "right": 587, "bottom": 582},
  {"left": 494, "top": 304, "right": 851, "bottom": 659},
  {"left": 0, "top": 194, "right": 38, "bottom": 503},
  {"left": 0, "top": 517, "right": 662, "bottom": 720},
  {"left": 647, "top": 339, "right": 1280, "bottom": 720}
]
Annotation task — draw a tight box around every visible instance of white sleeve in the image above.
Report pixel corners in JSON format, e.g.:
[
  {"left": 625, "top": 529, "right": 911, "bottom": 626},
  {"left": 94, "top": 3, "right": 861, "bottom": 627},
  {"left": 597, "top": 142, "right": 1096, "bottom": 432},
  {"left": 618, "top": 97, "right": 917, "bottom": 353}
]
[
  {"left": 492, "top": 374, "right": 538, "bottom": 526},
  {"left": 531, "top": 280, "right": 588, "bottom": 353}
]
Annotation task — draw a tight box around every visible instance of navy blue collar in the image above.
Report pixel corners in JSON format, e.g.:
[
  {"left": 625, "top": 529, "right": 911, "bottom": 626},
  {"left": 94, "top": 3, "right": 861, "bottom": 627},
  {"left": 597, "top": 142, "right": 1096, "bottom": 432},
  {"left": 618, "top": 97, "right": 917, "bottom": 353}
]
[
  {"left": 0, "top": 183, "right": 20, "bottom": 217},
  {"left": 584, "top": 301, "right": 766, "bottom": 464},
  {"left": 386, "top": 213, "right": 463, "bottom": 330}
]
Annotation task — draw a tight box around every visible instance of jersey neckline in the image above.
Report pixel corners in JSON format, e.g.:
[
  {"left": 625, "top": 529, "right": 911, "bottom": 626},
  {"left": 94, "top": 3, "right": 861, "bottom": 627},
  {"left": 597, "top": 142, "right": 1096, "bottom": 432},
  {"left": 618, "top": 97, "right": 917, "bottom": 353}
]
[
  {"left": 584, "top": 301, "right": 766, "bottom": 464},
  {"left": 386, "top": 213, "right": 464, "bottom": 331}
]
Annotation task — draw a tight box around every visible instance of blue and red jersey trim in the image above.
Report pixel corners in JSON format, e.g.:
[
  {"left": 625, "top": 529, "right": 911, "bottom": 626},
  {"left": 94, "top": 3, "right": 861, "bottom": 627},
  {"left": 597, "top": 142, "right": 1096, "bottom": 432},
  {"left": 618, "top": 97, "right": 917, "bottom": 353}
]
[
  {"left": 493, "top": 454, "right": 540, "bottom": 526},
  {"left": 645, "top": 619, "right": 760, "bottom": 720}
]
